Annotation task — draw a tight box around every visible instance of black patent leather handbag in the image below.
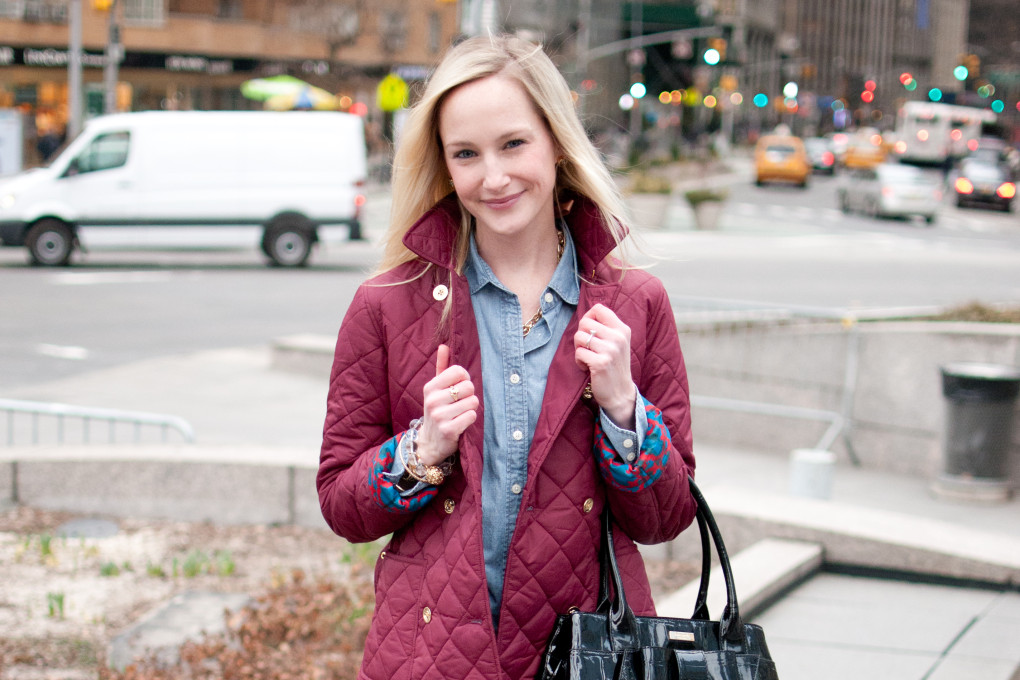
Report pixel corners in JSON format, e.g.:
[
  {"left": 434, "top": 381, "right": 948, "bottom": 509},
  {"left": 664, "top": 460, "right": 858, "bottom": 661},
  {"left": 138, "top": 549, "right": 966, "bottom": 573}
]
[{"left": 537, "top": 476, "right": 779, "bottom": 680}]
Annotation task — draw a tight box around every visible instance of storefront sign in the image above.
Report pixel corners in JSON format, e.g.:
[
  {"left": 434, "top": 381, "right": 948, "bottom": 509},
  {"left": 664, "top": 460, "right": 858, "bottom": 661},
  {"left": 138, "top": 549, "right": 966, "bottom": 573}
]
[
  {"left": 23, "top": 47, "right": 106, "bottom": 67},
  {"left": 0, "top": 46, "right": 257, "bottom": 74}
]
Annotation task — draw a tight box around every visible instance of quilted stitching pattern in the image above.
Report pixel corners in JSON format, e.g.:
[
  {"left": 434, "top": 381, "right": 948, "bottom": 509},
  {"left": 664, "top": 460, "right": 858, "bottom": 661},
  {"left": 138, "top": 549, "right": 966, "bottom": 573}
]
[{"left": 317, "top": 197, "right": 697, "bottom": 680}]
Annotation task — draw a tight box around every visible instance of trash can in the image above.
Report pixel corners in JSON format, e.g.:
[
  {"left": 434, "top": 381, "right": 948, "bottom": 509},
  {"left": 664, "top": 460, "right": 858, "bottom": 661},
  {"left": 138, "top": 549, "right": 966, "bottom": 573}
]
[{"left": 933, "top": 362, "right": 1020, "bottom": 502}]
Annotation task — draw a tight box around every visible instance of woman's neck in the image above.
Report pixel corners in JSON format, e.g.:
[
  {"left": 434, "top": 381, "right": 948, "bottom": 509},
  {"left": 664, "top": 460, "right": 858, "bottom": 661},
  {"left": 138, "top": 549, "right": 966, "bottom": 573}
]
[{"left": 475, "top": 224, "right": 562, "bottom": 310}]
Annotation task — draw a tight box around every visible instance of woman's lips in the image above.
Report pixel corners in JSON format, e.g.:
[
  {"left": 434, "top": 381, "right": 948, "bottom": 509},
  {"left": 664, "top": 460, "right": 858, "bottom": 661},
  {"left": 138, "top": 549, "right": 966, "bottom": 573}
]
[{"left": 483, "top": 192, "right": 523, "bottom": 210}]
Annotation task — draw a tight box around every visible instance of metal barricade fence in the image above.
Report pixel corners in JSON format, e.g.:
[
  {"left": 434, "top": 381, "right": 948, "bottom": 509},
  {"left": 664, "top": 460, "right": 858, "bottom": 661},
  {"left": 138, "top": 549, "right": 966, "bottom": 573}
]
[
  {"left": 0, "top": 398, "right": 195, "bottom": 446},
  {"left": 668, "top": 295, "right": 942, "bottom": 466}
]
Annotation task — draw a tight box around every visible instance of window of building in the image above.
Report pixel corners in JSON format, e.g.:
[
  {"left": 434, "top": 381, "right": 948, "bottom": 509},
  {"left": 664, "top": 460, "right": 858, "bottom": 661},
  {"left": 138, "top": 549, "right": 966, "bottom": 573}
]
[
  {"left": 123, "top": 0, "right": 165, "bottom": 27},
  {"left": 218, "top": 0, "right": 243, "bottom": 19},
  {"left": 0, "top": 0, "right": 24, "bottom": 19}
]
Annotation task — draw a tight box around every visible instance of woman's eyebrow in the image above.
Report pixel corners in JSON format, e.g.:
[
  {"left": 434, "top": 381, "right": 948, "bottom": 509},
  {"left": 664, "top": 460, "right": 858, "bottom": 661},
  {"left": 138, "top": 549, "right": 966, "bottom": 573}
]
[{"left": 444, "top": 127, "right": 534, "bottom": 149}]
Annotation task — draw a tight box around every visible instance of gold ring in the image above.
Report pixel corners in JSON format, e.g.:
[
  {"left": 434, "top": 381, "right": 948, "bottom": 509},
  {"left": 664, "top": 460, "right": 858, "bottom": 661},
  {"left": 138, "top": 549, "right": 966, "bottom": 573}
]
[
  {"left": 449, "top": 385, "right": 460, "bottom": 402},
  {"left": 585, "top": 328, "right": 596, "bottom": 350}
]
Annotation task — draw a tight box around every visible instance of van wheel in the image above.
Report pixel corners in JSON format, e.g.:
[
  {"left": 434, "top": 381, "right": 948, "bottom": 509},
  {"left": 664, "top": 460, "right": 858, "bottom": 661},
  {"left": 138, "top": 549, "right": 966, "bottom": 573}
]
[
  {"left": 26, "top": 219, "right": 75, "bottom": 266},
  {"left": 263, "top": 219, "right": 314, "bottom": 267}
]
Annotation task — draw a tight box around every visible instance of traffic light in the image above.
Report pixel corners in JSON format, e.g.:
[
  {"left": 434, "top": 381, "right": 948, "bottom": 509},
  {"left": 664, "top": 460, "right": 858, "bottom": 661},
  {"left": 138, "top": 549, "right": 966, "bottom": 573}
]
[
  {"left": 707, "top": 38, "right": 727, "bottom": 62},
  {"left": 964, "top": 54, "right": 980, "bottom": 77}
]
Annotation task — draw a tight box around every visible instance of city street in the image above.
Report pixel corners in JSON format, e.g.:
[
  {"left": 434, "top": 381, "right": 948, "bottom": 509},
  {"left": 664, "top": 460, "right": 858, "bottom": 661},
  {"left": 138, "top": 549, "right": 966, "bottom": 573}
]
[{"left": 1, "top": 163, "right": 1019, "bottom": 391}]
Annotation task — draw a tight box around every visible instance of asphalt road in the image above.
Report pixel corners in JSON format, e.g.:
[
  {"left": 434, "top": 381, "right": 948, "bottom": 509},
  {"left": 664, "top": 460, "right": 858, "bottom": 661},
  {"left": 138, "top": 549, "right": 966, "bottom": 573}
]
[{"left": 1, "top": 166, "right": 1018, "bottom": 389}]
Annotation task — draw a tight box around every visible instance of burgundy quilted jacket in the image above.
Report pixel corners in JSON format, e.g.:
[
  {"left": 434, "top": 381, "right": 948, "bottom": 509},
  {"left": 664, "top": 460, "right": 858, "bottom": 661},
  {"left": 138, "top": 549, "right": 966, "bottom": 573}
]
[{"left": 318, "top": 195, "right": 697, "bottom": 680}]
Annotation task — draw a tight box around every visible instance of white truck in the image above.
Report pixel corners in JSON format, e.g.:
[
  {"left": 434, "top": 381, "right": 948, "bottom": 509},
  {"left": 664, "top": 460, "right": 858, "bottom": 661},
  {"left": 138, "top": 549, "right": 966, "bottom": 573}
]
[
  {"left": 893, "top": 101, "right": 996, "bottom": 167},
  {"left": 0, "top": 110, "right": 367, "bottom": 266}
]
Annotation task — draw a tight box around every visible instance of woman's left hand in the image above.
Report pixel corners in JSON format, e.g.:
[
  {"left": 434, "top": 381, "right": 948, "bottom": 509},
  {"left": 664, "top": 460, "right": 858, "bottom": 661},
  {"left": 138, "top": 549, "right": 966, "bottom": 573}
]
[{"left": 574, "top": 303, "right": 636, "bottom": 429}]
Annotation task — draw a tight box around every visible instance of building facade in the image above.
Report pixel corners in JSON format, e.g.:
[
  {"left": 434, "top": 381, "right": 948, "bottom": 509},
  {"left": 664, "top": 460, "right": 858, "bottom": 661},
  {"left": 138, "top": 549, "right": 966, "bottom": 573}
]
[{"left": 0, "top": 0, "right": 459, "bottom": 166}]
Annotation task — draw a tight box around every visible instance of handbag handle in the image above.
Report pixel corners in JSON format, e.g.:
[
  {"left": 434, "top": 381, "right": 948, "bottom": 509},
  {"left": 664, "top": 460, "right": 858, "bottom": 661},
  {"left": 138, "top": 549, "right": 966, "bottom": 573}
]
[
  {"left": 690, "top": 508, "right": 712, "bottom": 621},
  {"left": 599, "top": 475, "right": 744, "bottom": 646}
]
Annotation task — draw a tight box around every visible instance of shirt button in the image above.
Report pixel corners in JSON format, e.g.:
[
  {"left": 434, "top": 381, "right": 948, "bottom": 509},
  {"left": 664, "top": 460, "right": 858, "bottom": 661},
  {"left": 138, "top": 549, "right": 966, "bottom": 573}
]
[
  {"left": 444, "top": 498, "right": 455, "bottom": 514},
  {"left": 422, "top": 607, "right": 432, "bottom": 623},
  {"left": 544, "top": 292, "right": 554, "bottom": 303},
  {"left": 623, "top": 438, "right": 634, "bottom": 449},
  {"left": 583, "top": 498, "right": 594, "bottom": 513},
  {"left": 626, "top": 453, "right": 636, "bottom": 462},
  {"left": 511, "top": 483, "right": 522, "bottom": 495},
  {"left": 432, "top": 285, "right": 449, "bottom": 301},
  {"left": 512, "top": 430, "right": 523, "bottom": 441},
  {"left": 510, "top": 373, "right": 521, "bottom": 384}
]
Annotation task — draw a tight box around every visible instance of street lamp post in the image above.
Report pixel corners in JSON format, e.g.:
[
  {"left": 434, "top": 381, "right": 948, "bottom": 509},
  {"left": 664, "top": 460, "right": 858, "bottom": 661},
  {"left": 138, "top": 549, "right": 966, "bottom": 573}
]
[
  {"left": 103, "top": 0, "right": 123, "bottom": 115},
  {"left": 67, "top": 0, "right": 83, "bottom": 137}
]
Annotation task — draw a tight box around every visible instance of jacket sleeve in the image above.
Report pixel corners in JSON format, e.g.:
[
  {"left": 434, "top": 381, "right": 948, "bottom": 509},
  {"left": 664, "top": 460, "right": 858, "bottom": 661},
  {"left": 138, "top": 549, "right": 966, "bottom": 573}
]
[
  {"left": 601, "top": 279, "right": 696, "bottom": 545},
  {"left": 317, "top": 285, "right": 435, "bottom": 543}
]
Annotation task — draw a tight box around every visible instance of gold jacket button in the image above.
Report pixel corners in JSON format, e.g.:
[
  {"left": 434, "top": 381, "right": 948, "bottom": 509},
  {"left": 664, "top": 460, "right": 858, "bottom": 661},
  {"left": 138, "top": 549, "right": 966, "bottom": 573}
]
[
  {"left": 444, "top": 498, "right": 455, "bottom": 514},
  {"left": 423, "top": 607, "right": 433, "bottom": 623},
  {"left": 583, "top": 498, "right": 594, "bottom": 513},
  {"left": 432, "top": 284, "right": 449, "bottom": 301}
]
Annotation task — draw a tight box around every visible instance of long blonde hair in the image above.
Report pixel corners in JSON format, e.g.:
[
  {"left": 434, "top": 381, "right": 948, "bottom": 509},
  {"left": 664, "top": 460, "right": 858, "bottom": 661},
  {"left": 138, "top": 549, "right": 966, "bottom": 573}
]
[{"left": 377, "top": 34, "right": 631, "bottom": 276}]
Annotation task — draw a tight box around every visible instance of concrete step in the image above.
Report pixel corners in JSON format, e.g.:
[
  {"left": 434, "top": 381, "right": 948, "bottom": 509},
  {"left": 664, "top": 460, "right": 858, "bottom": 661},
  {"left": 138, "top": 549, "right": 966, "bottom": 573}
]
[{"left": 655, "top": 538, "right": 824, "bottom": 620}]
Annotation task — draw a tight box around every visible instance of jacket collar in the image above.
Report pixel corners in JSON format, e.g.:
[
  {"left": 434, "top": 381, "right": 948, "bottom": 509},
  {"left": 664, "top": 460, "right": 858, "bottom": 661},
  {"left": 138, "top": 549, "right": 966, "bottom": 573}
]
[{"left": 401, "top": 193, "right": 627, "bottom": 277}]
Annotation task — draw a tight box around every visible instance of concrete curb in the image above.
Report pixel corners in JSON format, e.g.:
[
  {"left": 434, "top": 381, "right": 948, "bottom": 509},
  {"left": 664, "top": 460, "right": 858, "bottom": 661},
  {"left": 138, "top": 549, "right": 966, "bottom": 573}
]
[
  {"left": 5, "top": 446, "right": 1019, "bottom": 586},
  {"left": 1, "top": 445, "right": 325, "bottom": 529},
  {"left": 655, "top": 538, "right": 824, "bottom": 620},
  {"left": 702, "top": 484, "right": 1020, "bottom": 587}
]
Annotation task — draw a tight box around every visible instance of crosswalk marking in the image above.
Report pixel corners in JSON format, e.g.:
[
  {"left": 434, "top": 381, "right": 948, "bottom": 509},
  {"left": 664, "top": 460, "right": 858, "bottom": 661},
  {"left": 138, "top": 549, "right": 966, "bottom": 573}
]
[{"left": 723, "top": 201, "right": 1012, "bottom": 235}]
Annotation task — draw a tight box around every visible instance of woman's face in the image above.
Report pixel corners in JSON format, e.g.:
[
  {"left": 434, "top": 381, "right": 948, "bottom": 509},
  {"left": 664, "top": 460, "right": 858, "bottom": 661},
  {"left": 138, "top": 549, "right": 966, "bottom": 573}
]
[{"left": 438, "top": 73, "right": 559, "bottom": 242}]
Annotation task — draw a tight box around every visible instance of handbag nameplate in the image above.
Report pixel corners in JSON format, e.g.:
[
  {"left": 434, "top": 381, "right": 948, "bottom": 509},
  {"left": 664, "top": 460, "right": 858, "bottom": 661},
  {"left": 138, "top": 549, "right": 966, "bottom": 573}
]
[{"left": 668, "top": 630, "right": 695, "bottom": 642}]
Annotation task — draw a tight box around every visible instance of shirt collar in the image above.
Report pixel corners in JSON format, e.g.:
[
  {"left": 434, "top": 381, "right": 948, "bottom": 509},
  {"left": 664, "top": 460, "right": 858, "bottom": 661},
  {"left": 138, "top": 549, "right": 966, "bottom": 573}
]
[{"left": 465, "top": 221, "right": 580, "bottom": 306}]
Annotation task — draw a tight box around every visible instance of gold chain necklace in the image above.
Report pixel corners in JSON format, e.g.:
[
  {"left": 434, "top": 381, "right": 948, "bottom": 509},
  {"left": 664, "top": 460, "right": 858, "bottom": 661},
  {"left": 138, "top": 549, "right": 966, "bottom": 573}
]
[{"left": 522, "top": 229, "right": 565, "bottom": 337}]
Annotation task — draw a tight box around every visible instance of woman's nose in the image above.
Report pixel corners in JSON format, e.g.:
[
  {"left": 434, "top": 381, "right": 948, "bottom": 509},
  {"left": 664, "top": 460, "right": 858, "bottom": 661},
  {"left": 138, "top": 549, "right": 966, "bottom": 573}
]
[{"left": 482, "top": 158, "right": 510, "bottom": 190}]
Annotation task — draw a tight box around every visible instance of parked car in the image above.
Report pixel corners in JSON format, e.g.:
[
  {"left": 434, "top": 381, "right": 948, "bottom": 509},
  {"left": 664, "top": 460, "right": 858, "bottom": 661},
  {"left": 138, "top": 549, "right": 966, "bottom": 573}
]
[
  {"left": 838, "top": 163, "right": 941, "bottom": 223},
  {"left": 843, "top": 128, "right": 888, "bottom": 169},
  {"left": 826, "top": 131, "right": 850, "bottom": 165},
  {"left": 754, "top": 134, "right": 810, "bottom": 187},
  {"left": 804, "top": 137, "right": 836, "bottom": 174},
  {"left": 0, "top": 111, "right": 368, "bottom": 267},
  {"left": 953, "top": 158, "right": 1016, "bottom": 211}
]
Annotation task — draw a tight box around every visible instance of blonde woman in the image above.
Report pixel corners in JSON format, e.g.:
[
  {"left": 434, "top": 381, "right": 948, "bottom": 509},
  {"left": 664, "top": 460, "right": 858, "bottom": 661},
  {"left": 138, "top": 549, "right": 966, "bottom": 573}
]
[{"left": 318, "top": 35, "right": 696, "bottom": 680}]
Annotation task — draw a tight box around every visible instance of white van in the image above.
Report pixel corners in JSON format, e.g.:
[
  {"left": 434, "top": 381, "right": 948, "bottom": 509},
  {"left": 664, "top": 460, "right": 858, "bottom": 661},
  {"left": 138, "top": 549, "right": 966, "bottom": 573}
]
[{"left": 0, "top": 110, "right": 367, "bottom": 266}]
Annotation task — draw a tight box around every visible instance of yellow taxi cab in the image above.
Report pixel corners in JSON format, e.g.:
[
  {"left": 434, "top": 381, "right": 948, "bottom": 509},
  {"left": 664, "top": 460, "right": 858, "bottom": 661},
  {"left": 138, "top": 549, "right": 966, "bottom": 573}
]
[
  {"left": 754, "top": 134, "right": 811, "bottom": 187},
  {"left": 843, "top": 128, "right": 888, "bottom": 169}
]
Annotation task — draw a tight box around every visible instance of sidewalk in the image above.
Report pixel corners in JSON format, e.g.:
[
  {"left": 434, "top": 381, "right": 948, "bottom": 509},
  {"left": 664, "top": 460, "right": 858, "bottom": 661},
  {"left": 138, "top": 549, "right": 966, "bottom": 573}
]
[{"left": 3, "top": 339, "right": 1019, "bottom": 678}]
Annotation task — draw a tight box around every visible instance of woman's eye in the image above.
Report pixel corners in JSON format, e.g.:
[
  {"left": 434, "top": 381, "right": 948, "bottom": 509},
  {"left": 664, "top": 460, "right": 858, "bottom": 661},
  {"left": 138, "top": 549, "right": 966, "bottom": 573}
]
[
  {"left": 453, "top": 149, "right": 476, "bottom": 159},
  {"left": 505, "top": 139, "right": 525, "bottom": 149}
]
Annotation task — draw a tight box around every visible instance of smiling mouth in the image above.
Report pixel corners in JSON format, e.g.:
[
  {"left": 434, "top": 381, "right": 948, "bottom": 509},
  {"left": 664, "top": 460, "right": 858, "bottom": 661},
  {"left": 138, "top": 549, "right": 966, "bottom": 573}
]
[{"left": 483, "top": 192, "right": 523, "bottom": 209}]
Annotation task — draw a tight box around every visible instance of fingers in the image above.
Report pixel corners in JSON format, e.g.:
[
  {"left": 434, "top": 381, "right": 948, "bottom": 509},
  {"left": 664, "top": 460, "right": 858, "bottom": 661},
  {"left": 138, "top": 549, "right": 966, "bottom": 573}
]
[
  {"left": 419, "top": 345, "right": 478, "bottom": 464},
  {"left": 573, "top": 305, "right": 630, "bottom": 358},
  {"left": 436, "top": 343, "right": 450, "bottom": 376}
]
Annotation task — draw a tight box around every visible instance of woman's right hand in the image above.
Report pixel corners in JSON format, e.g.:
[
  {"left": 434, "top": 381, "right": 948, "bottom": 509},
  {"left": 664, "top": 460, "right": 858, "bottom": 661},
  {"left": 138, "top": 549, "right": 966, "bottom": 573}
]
[{"left": 416, "top": 344, "right": 478, "bottom": 466}]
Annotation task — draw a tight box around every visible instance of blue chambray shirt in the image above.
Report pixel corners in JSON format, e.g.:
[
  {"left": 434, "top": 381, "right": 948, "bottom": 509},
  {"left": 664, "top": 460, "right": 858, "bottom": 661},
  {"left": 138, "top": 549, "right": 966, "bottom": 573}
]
[{"left": 463, "top": 224, "right": 647, "bottom": 630}]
